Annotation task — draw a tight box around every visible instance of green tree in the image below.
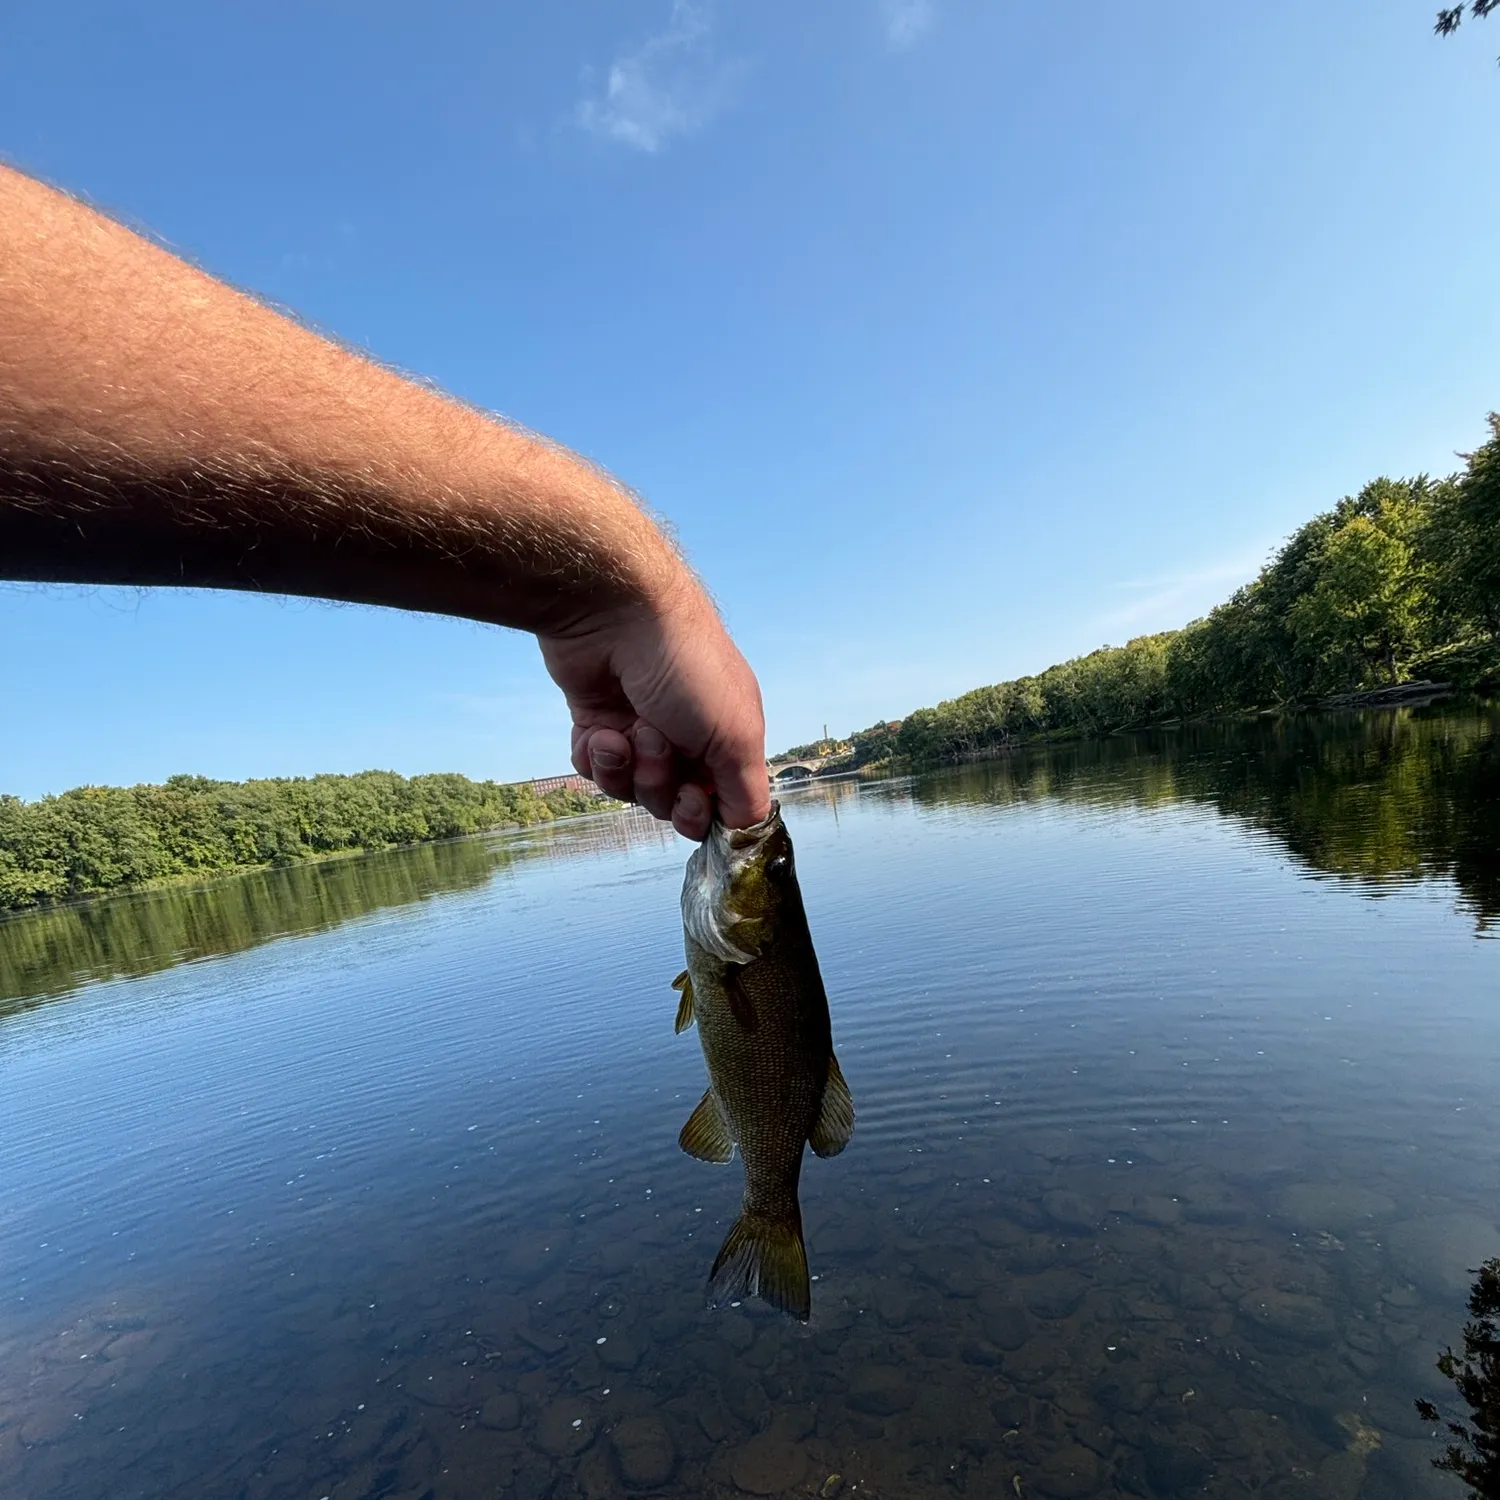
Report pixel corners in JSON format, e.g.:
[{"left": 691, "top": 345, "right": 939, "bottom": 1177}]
[
  {"left": 1286, "top": 497, "right": 1426, "bottom": 687},
  {"left": 0, "top": 770, "right": 605, "bottom": 913},
  {"left": 1445, "top": 414, "right": 1500, "bottom": 638},
  {"left": 809, "top": 413, "right": 1499, "bottom": 769}
]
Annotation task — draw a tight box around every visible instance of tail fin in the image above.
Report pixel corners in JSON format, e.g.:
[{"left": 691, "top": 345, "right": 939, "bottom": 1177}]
[{"left": 708, "top": 1209, "right": 810, "bottom": 1321}]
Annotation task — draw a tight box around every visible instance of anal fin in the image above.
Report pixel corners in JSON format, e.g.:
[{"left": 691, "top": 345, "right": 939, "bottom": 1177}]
[
  {"left": 809, "top": 1052, "right": 854, "bottom": 1158},
  {"left": 671, "top": 970, "right": 695, "bottom": 1033},
  {"left": 679, "top": 1088, "right": 734, "bottom": 1163}
]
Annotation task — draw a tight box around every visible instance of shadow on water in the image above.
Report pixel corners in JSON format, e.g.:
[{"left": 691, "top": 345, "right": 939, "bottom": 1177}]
[{"left": 0, "top": 808, "right": 673, "bottom": 1018}]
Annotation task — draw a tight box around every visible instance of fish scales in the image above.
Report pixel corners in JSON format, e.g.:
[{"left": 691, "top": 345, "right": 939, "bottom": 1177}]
[{"left": 673, "top": 801, "right": 853, "bottom": 1320}]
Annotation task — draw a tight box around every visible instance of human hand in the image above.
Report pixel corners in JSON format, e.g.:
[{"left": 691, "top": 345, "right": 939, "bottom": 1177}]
[{"left": 537, "top": 582, "right": 772, "bottom": 841}]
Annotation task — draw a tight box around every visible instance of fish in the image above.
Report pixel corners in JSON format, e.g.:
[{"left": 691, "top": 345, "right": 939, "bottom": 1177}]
[{"left": 672, "top": 801, "right": 853, "bottom": 1321}]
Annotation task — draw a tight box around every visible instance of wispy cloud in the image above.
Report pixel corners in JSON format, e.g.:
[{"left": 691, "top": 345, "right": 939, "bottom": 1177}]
[
  {"left": 576, "top": 2, "right": 723, "bottom": 153},
  {"left": 879, "top": 0, "right": 936, "bottom": 50},
  {"left": 1096, "top": 550, "right": 1273, "bottom": 636}
]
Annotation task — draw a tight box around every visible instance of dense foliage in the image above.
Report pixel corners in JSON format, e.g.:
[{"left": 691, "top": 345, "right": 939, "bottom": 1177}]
[
  {"left": 0, "top": 770, "right": 603, "bottom": 913},
  {"left": 812, "top": 415, "right": 1500, "bottom": 771}
]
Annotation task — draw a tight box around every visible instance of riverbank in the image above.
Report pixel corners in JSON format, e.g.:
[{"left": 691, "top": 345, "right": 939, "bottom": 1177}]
[
  {"left": 772, "top": 416, "right": 1500, "bottom": 779},
  {"left": 782, "top": 684, "right": 1489, "bottom": 785},
  {"left": 0, "top": 813, "right": 606, "bottom": 917},
  {"left": 0, "top": 769, "right": 613, "bottom": 915}
]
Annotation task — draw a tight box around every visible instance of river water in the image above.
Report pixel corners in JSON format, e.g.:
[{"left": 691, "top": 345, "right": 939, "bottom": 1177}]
[{"left": 2, "top": 702, "right": 1497, "bottom": 1500}]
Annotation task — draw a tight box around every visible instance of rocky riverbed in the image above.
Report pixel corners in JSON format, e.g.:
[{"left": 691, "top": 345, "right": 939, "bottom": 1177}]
[{"left": 5, "top": 1133, "right": 1491, "bottom": 1500}]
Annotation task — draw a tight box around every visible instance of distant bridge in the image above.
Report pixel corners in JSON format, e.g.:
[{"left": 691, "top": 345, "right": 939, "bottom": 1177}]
[{"left": 767, "top": 754, "right": 839, "bottom": 782}]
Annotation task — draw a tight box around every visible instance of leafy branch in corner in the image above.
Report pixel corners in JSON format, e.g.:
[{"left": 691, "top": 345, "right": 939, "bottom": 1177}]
[
  {"left": 1415, "top": 1257, "right": 1500, "bottom": 1498},
  {"left": 1436, "top": 0, "right": 1500, "bottom": 63}
]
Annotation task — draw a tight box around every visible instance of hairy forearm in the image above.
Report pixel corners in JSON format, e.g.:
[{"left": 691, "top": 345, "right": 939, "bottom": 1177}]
[{"left": 0, "top": 165, "right": 685, "bottom": 633}]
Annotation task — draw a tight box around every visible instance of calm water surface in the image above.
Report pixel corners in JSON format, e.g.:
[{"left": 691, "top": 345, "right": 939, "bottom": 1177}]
[{"left": 2, "top": 703, "right": 1498, "bottom": 1500}]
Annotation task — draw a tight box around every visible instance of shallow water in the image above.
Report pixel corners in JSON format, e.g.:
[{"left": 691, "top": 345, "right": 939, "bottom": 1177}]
[{"left": 2, "top": 702, "right": 1497, "bottom": 1500}]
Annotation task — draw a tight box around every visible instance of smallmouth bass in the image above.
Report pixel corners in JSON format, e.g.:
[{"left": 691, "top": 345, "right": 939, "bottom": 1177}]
[{"left": 673, "top": 802, "right": 853, "bottom": 1321}]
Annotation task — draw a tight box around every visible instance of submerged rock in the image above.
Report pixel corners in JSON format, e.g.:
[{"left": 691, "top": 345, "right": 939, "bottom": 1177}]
[
  {"left": 1387, "top": 1213, "right": 1500, "bottom": 1300},
  {"left": 730, "top": 1430, "right": 808, "bottom": 1494},
  {"left": 697, "top": 1399, "right": 733, "bottom": 1443},
  {"left": 982, "top": 1304, "right": 1032, "bottom": 1350},
  {"left": 610, "top": 1414, "right": 675, "bottom": 1488},
  {"left": 1014, "top": 1270, "right": 1085, "bottom": 1320},
  {"left": 512, "top": 1459, "right": 556, "bottom": 1500},
  {"left": 576, "top": 1440, "right": 624, "bottom": 1500},
  {"left": 1033, "top": 1442, "right": 1101, "bottom": 1498},
  {"left": 479, "top": 1392, "right": 522, "bottom": 1431},
  {"left": 597, "top": 1335, "right": 642, "bottom": 1372},
  {"left": 1237, "top": 1288, "right": 1337, "bottom": 1345},
  {"left": 846, "top": 1366, "right": 913, "bottom": 1416},
  {"left": 17, "top": 1405, "right": 75, "bottom": 1447},
  {"left": 1276, "top": 1182, "right": 1397, "bottom": 1233},
  {"left": 1142, "top": 1436, "right": 1212, "bottom": 1494},
  {"left": 1043, "top": 1191, "right": 1100, "bottom": 1232},
  {"left": 504, "top": 1229, "right": 572, "bottom": 1285},
  {"left": 406, "top": 1362, "right": 474, "bottom": 1409},
  {"left": 535, "top": 1398, "right": 597, "bottom": 1457},
  {"left": 1126, "top": 1194, "right": 1182, "bottom": 1227},
  {"left": 1177, "top": 1179, "right": 1246, "bottom": 1226}
]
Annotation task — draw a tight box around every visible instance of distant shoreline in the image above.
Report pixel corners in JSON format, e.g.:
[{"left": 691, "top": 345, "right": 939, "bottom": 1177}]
[
  {"left": 0, "top": 808, "right": 628, "bottom": 923},
  {"left": 0, "top": 770, "right": 614, "bottom": 917},
  {"left": 774, "top": 686, "right": 1478, "bottom": 787},
  {"left": 769, "top": 414, "right": 1500, "bottom": 785}
]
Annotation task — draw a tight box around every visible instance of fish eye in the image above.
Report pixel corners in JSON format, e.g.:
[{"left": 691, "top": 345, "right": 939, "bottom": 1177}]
[{"left": 768, "top": 854, "right": 790, "bottom": 875}]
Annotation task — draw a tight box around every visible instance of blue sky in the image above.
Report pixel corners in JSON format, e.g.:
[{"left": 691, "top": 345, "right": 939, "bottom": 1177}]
[{"left": 2, "top": 1, "right": 1497, "bottom": 799}]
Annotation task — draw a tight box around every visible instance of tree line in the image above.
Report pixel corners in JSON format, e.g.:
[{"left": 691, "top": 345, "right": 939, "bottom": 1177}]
[
  {"left": 811, "top": 413, "right": 1499, "bottom": 772},
  {"left": 0, "top": 770, "right": 604, "bottom": 913}
]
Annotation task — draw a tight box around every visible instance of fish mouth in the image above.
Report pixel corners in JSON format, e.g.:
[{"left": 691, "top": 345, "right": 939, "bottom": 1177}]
[
  {"left": 683, "top": 802, "right": 783, "bottom": 964},
  {"left": 715, "top": 801, "right": 782, "bottom": 856}
]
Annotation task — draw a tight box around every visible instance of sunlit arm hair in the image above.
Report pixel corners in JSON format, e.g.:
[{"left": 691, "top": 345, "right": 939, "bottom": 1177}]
[{"left": 0, "top": 163, "right": 690, "bottom": 636}]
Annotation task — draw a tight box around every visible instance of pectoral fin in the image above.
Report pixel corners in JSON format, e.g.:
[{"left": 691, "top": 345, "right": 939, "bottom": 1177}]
[
  {"left": 724, "top": 966, "right": 758, "bottom": 1032},
  {"left": 671, "top": 970, "right": 695, "bottom": 1033},
  {"left": 809, "top": 1052, "right": 855, "bottom": 1158},
  {"left": 679, "top": 1088, "right": 735, "bottom": 1163}
]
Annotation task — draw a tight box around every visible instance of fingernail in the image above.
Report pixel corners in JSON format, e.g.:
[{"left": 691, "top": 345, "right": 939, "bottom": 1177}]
[
  {"left": 673, "top": 785, "right": 708, "bottom": 834},
  {"left": 591, "top": 747, "right": 626, "bottom": 772},
  {"left": 636, "top": 726, "right": 668, "bottom": 759}
]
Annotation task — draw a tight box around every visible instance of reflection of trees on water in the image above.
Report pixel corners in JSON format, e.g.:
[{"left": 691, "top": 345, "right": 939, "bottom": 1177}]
[
  {"left": 903, "top": 699, "right": 1500, "bottom": 931},
  {"left": 1416, "top": 1258, "right": 1500, "bottom": 1499},
  {"left": 0, "top": 811, "right": 671, "bottom": 1017},
  {"left": 4, "top": 703, "right": 1493, "bottom": 1015}
]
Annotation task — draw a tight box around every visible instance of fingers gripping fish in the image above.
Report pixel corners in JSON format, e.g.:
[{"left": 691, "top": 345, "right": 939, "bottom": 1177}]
[{"left": 673, "top": 802, "right": 853, "bottom": 1321}]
